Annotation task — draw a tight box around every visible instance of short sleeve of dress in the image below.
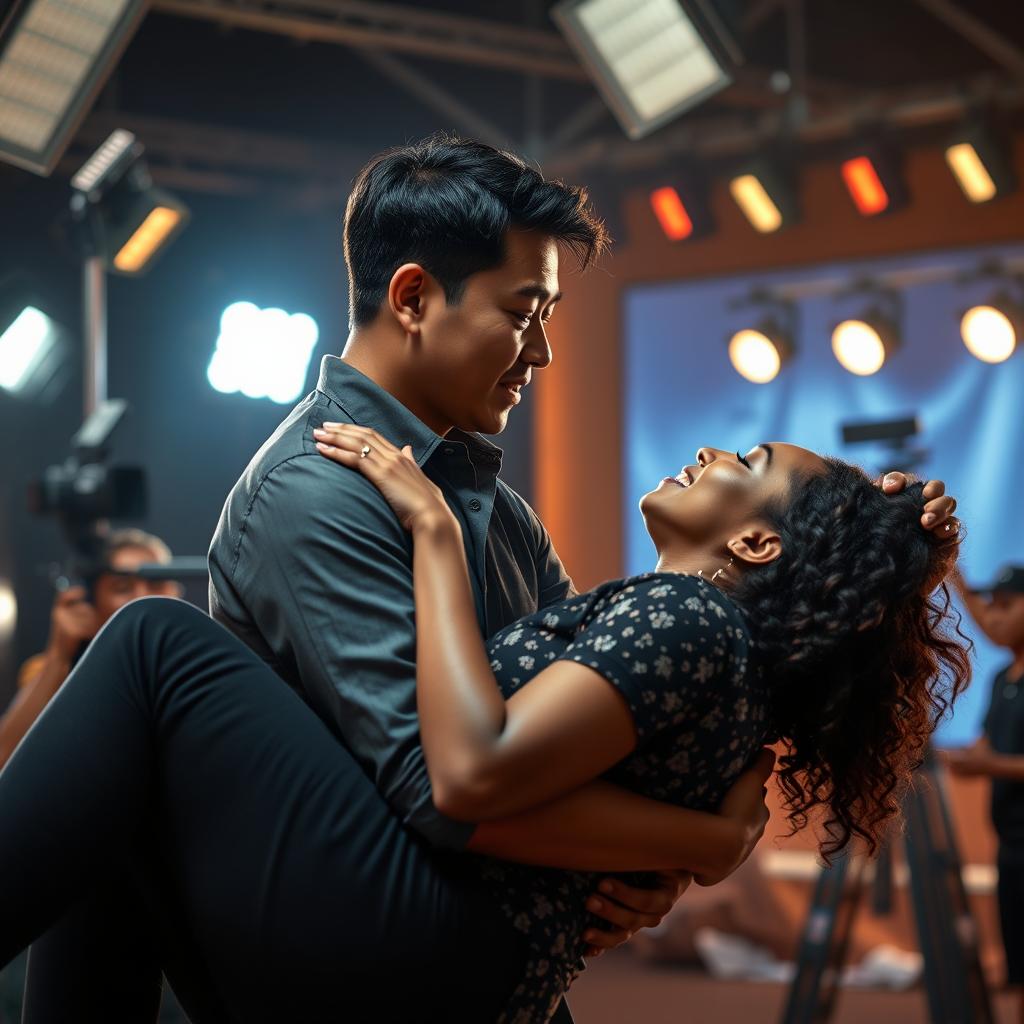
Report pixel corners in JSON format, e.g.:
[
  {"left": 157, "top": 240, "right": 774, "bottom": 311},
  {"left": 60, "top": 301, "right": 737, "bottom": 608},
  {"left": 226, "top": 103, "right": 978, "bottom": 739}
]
[{"left": 555, "top": 575, "right": 748, "bottom": 743}]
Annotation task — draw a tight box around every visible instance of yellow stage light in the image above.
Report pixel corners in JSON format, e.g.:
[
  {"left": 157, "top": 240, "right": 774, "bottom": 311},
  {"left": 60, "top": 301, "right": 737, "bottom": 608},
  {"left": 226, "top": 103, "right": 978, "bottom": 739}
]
[
  {"left": 831, "top": 318, "right": 895, "bottom": 376},
  {"left": 729, "top": 174, "right": 783, "bottom": 233},
  {"left": 960, "top": 304, "right": 1018, "bottom": 364},
  {"left": 728, "top": 327, "right": 788, "bottom": 383}
]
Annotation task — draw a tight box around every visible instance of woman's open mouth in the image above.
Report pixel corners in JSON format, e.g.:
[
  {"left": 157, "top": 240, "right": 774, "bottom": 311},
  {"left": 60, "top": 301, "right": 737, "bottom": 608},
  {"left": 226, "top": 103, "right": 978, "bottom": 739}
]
[{"left": 662, "top": 466, "right": 697, "bottom": 489}]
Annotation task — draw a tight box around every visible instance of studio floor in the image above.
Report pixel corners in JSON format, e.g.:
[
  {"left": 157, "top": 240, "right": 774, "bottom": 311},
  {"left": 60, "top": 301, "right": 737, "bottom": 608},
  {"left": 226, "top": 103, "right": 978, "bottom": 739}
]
[{"left": 567, "top": 950, "right": 1018, "bottom": 1024}]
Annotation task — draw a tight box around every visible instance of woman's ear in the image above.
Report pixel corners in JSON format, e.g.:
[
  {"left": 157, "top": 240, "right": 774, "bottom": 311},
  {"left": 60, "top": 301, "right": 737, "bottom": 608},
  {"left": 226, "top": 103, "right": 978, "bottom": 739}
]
[
  {"left": 727, "top": 524, "right": 782, "bottom": 567},
  {"left": 387, "top": 263, "right": 428, "bottom": 335}
]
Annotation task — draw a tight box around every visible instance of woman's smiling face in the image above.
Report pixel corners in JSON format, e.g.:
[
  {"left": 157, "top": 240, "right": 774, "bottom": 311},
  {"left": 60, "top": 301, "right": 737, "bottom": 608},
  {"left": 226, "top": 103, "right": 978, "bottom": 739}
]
[{"left": 640, "top": 443, "right": 827, "bottom": 555}]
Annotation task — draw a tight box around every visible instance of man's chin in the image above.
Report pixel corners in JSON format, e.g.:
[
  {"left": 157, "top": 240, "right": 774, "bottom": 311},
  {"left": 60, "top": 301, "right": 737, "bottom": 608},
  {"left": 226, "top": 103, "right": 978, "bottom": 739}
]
[{"left": 458, "top": 409, "right": 510, "bottom": 436}]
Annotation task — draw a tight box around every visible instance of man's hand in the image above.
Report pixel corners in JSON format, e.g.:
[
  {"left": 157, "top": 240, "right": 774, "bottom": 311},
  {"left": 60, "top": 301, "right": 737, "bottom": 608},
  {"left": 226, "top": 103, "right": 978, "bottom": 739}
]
[
  {"left": 941, "top": 737, "right": 996, "bottom": 778},
  {"left": 694, "top": 747, "right": 775, "bottom": 886},
  {"left": 45, "top": 586, "right": 99, "bottom": 664},
  {"left": 581, "top": 871, "right": 692, "bottom": 958},
  {"left": 879, "top": 472, "right": 959, "bottom": 541}
]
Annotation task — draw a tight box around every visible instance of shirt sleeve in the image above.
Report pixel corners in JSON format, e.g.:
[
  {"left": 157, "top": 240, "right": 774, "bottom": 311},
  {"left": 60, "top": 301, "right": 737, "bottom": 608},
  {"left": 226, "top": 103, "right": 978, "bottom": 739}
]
[
  {"left": 556, "top": 576, "right": 747, "bottom": 742},
  {"left": 519, "top": 493, "right": 577, "bottom": 607},
  {"left": 216, "top": 452, "right": 475, "bottom": 851}
]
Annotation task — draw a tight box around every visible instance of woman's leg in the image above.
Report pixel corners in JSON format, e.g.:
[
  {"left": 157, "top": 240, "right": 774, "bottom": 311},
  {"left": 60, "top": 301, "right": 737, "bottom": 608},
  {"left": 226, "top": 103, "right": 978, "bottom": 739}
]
[{"left": 0, "top": 597, "right": 525, "bottom": 1023}]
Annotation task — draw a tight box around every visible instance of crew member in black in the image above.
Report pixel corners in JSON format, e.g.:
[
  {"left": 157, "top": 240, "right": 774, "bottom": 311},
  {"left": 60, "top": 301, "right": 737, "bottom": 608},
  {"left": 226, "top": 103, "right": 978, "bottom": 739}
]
[{"left": 946, "top": 565, "right": 1024, "bottom": 1024}]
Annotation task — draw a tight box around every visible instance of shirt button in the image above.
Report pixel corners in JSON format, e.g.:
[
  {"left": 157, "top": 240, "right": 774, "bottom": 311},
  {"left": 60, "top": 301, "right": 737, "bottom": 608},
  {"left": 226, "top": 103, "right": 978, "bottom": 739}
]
[
  {"left": 468, "top": 498, "right": 482, "bottom": 512},
  {"left": 444, "top": 447, "right": 456, "bottom": 456}
]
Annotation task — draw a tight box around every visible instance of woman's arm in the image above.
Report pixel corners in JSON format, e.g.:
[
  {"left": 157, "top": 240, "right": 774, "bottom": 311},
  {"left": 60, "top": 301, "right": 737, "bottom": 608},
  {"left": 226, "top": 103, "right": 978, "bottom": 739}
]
[{"left": 409, "top": 513, "right": 644, "bottom": 821}]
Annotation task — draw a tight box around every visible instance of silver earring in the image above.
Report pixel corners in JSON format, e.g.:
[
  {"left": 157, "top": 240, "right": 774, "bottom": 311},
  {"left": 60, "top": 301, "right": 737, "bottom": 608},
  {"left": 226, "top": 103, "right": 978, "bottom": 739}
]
[{"left": 710, "top": 557, "right": 734, "bottom": 584}]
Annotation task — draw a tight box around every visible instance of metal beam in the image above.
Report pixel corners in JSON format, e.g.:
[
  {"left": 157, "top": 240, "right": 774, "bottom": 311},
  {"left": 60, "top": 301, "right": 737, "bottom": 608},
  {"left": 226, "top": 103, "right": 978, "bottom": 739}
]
[
  {"left": 355, "top": 48, "right": 513, "bottom": 150},
  {"left": 545, "top": 77, "right": 1024, "bottom": 177},
  {"left": 913, "top": 0, "right": 1024, "bottom": 81},
  {"left": 151, "top": 0, "right": 589, "bottom": 81}
]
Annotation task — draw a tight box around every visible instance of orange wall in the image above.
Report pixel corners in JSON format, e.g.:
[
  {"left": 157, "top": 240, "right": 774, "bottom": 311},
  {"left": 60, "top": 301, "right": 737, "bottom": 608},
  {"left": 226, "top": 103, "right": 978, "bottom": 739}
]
[{"left": 537, "top": 136, "right": 1024, "bottom": 593}]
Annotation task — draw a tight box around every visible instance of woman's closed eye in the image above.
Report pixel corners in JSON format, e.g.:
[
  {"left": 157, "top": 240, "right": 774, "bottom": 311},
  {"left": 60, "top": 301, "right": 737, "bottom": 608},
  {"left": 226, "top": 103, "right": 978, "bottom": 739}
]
[{"left": 736, "top": 451, "right": 753, "bottom": 469}]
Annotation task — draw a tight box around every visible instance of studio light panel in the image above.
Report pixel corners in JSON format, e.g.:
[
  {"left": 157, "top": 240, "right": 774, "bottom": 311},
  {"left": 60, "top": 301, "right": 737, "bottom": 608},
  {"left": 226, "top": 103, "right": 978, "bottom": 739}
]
[
  {"left": 553, "top": 0, "right": 737, "bottom": 140},
  {"left": 0, "top": 0, "right": 147, "bottom": 176}
]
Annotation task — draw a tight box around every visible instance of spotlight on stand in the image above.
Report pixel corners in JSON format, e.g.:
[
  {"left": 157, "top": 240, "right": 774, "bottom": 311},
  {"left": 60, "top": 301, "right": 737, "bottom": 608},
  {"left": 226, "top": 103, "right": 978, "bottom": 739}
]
[
  {"left": 944, "top": 120, "right": 1017, "bottom": 204},
  {"left": 0, "top": 0, "right": 148, "bottom": 176},
  {"left": 831, "top": 286, "right": 901, "bottom": 376},
  {"left": 726, "top": 292, "right": 795, "bottom": 384},
  {"left": 728, "top": 160, "right": 798, "bottom": 234},
  {"left": 70, "top": 130, "right": 189, "bottom": 276},
  {"left": 552, "top": 0, "right": 742, "bottom": 140},
  {"left": 957, "top": 266, "right": 1023, "bottom": 364},
  {"left": 840, "top": 141, "right": 908, "bottom": 218}
]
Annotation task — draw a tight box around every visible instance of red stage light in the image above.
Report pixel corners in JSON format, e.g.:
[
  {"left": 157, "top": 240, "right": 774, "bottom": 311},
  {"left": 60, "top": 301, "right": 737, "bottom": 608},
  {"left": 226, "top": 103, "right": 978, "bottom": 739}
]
[
  {"left": 650, "top": 186, "right": 694, "bottom": 240},
  {"left": 841, "top": 156, "right": 890, "bottom": 216}
]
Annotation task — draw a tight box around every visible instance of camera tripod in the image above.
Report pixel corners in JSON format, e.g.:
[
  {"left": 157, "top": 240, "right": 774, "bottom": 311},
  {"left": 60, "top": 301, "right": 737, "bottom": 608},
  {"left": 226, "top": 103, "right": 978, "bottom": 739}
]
[{"left": 779, "top": 750, "right": 994, "bottom": 1024}]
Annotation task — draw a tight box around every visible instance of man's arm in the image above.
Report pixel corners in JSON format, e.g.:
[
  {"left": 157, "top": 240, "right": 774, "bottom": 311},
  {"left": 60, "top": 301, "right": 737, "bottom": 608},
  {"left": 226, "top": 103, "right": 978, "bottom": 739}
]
[{"left": 213, "top": 453, "right": 476, "bottom": 850}]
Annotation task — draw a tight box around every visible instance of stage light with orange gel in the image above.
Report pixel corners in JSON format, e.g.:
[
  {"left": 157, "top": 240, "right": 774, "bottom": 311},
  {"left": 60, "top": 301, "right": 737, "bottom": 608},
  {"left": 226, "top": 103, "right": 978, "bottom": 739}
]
[
  {"left": 649, "top": 186, "right": 694, "bottom": 241},
  {"left": 841, "top": 156, "right": 889, "bottom": 216}
]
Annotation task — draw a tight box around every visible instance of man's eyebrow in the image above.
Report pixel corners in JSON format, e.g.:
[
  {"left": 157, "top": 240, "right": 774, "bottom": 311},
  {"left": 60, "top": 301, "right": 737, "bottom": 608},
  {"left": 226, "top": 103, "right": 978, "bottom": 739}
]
[
  {"left": 514, "top": 284, "right": 562, "bottom": 303},
  {"left": 758, "top": 443, "right": 774, "bottom": 466}
]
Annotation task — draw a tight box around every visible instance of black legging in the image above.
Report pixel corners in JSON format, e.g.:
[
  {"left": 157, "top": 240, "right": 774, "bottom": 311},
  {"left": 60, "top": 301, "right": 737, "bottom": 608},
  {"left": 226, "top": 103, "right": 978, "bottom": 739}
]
[{"left": 0, "top": 597, "right": 527, "bottom": 1023}]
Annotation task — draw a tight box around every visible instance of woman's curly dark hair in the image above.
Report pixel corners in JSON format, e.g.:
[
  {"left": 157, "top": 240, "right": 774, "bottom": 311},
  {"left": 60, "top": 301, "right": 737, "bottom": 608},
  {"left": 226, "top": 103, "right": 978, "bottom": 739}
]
[{"left": 728, "top": 459, "right": 971, "bottom": 861}]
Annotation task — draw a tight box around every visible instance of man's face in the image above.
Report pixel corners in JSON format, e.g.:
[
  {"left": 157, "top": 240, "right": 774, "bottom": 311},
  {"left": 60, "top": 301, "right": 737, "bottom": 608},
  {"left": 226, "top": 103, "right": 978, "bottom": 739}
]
[
  {"left": 416, "top": 227, "right": 561, "bottom": 435},
  {"left": 985, "top": 591, "right": 1024, "bottom": 649},
  {"left": 93, "top": 545, "right": 180, "bottom": 624}
]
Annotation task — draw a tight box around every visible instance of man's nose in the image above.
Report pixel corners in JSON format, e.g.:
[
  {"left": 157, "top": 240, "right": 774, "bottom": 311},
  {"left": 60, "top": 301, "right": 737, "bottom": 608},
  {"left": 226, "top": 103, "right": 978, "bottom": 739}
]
[{"left": 523, "top": 322, "right": 552, "bottom": 370}]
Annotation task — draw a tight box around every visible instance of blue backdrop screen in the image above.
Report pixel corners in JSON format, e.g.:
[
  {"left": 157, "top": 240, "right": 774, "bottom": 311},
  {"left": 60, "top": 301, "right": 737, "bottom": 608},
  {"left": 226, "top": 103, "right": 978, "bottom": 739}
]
[{"left": 623, "top": 242, "right": 1024, "bottom": 745}]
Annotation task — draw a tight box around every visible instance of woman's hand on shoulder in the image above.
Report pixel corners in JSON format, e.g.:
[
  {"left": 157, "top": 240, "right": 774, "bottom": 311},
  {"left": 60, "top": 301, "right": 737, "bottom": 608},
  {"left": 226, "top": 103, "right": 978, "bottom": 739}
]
[{"left": 314, "top": 423, "right": 457, "bottom": 535}]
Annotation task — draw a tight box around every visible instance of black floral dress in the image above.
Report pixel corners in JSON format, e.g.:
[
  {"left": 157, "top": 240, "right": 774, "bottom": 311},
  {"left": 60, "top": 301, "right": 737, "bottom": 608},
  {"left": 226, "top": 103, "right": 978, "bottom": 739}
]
[{"left": 477, "top": 572, "right": 771, "bottom": 1023}]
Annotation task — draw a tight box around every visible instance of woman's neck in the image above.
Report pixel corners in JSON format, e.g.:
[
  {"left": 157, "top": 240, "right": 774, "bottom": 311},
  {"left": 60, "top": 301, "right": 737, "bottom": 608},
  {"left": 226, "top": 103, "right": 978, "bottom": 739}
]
[{"left": 654, "top": 546, "right": 730, "bottom": 580}]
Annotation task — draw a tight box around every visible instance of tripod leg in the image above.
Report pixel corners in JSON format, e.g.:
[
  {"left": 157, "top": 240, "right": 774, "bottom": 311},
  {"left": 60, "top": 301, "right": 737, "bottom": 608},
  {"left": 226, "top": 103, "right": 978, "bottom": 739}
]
[
  {"left": 779, "top": 851, "right": 864, "bottom": 1024},
  {"left": 904, "top": 757, "right": 995, "bottom": 1024}
]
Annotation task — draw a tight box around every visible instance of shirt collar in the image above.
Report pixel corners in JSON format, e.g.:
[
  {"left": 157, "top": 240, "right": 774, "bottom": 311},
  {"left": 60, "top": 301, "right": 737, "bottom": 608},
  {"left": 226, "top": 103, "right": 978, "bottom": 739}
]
[{"left": 316, "top": 355, "right": 503, "bottom": 469}]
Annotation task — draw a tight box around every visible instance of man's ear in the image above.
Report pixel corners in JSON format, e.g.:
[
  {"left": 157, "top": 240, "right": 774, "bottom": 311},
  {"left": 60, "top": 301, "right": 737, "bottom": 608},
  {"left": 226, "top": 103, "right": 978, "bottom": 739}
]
[
  {"left": 387, "top": 263, "right": 429, "bottom": 335},
  {"left": 726, "top": 524, "right": 782, "bottom": 567}
]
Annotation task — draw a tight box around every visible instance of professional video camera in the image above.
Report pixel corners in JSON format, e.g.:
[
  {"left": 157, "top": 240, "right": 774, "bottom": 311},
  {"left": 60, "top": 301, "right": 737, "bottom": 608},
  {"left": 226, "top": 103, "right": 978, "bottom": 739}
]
[
  {"left": 28, "top": 399, "right": 146, "bottom": 589},
  {"left": 28, "top": 399, "right": 206, "bottom": 596}
]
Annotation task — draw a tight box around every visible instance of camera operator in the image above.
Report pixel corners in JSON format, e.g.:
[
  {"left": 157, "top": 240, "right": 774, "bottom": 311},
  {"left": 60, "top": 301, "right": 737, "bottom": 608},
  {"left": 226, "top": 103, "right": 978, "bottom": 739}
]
[
  {"left": 944, "top": 565, "right": 1024, "bottom": 1024},
  {"left": 0, "top": 528, "right": 180, "bottom": 770}
]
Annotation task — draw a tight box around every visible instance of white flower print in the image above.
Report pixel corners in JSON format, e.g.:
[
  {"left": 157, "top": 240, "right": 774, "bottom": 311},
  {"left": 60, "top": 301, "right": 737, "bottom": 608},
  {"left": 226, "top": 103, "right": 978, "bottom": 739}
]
[
  {"left": 503, "top": 629, "right": 524, "bottom": 646},
  {"left": 635, "top": 633, "right": 654, "bottom": 649},
  {"left": 654, "top": 654, "right": 674, "bottom": 679},
  {"left": 524, "top": 639, "right": 538, "bottom": 651},
  {"left": 518, "top": 655, "right": 535, "bottom": 670},
  {"left": 542, "top": 613, "right": 560, "bottom": 628},
  {"left": 694, "top": 656, "right": 716, "bottom": 683},
  {"left": 591, "top": 634, "right": 616, "bottom": 653},
  {"left": 647, "top": 583, "right": 673, "bottom": 598},
  {"left": 650, "top": 610, "right": 676, "bottom": 629}
]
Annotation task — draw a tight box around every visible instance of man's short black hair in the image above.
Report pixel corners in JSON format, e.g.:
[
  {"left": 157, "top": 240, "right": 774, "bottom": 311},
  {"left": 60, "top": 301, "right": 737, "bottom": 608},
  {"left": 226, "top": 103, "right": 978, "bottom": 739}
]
[{"left": 343, "top": 132, "right": 609, "bottom": 328}]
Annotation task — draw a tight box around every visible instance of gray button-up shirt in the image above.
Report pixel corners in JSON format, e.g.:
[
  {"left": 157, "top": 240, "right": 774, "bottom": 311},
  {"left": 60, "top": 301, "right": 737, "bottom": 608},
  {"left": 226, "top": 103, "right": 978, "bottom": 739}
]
[{"left": 209, "top": 356, "right": 575, "bottom": 849}]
